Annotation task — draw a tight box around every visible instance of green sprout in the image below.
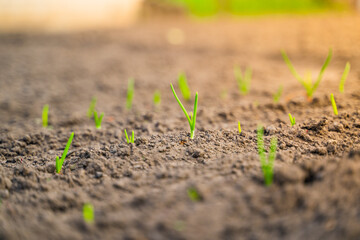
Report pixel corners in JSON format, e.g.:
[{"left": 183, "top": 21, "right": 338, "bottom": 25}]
[
  {"left": 187, "top": 187, "right": 201, "bottom": 202},
  {"left": 257, "top": 126, "right": 277, "bottom": 186},
  {"left": 170, "top": 84, "right": 198, "bottom": 139},
  {"left": 126, "top": 78, "right": 135, "bottom": 110},
  {"left": 93, "top": 111, "right": 104, "bottom": 129},
  {"left": 288, "top": 113, "right": 296, "bottom": 126},
  {"left": 56, "top": 132, "right": 74, "bottom": 174},
  {"left": 83, "top": 203, "right": 94, "bottom": 224},
  {"left": 273, "top": 85, "right": 283, "bottom": 103},
  {"left": 178, "top": 73, "right": 191, "bottom": 101},
  {"left": 339, "top": 62, "right": 350, "bottom": 93},
  {"left": 42, "top": 104, "right": 49, "bottom": 128},
  {"left": 87, "top": 97, "right": 97, "bottom": 118},
  {"left": 234, "top": 66, "right": 252, "bottom": 95},
  {"left": 238, "top": 121, "right": 242, "bottom": 134},
  {"left": 330, "top": 93, "right": 338, "bottom": 116},
  {"left": 153, "top": 90, "right": 161, "bottom": 106},
  {"left": 124, "top": 129, "right": 135, "bottom": 144},
  {"left": 281, "top": 49, "right": 332, "bottom": 100}
]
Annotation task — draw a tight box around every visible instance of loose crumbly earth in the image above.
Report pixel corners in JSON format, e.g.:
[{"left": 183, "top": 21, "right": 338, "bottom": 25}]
[{"left": 1, "top": 14, "right": 360, "bottom": 240}]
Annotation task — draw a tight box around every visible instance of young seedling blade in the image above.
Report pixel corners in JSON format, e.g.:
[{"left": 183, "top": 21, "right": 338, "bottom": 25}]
[
  {"left": 126, "top": 78, "right": 135, "bottom": 110},
  {"left": 87, "top": 97, "right": 97, "bottom": 118},
  {"left": 56, "top": 132, "right": 75, "bottom": 173},
  {"left": 178, "top": 73, "right": 191, "bottom": 101},
  {"left": 170, "top": 83, "right": 198, "bottom": 139},
  {"left": 339, "top": 62, "right": 351, "bottom": 93},
  {"left": 42, "top": 104, "right": 49, "bottom": 128},
  {"left": 330, "top": 93, "right": 338, "bottom": 116}
]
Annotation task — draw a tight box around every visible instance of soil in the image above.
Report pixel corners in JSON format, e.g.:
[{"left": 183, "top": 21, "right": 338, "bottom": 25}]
[{"left": 1, "top": 14, "right": 360, "bottom": 240}]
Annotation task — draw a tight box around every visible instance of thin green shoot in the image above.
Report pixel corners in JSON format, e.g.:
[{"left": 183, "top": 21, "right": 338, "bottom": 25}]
[
  {"left": 87, "top": 97, "right": 97, "bottom": 118},
  {"left": 56, "top": 132, "right": 74, "bottom": 174},
  {"left": 257, "top": 126, "right": 277, "bottom": 186},
  {"left": 178, "top": 73, "right": 191, "bottom": 101},
  {"left": 124, "top": 129, "right": 135, "bottom": 144},
  {"left": 288, "top": 113, "right": 296, "bottom": 126},
  {"left": 339, "top": 62, "right": 350, "bottom": 93},
  {"left": 83, "top": 203, "right": 94, "bottom": 224},
  {"left": 153, "top": 90, "right": 161, "bottom": 106},
  {"left": 330, "top": 93, "right": 338, "bottom": 116},
  {"left": 170, "top": 83, "right": 198, "bottom": 139},
  {"left": 93, "top": 111, "right": 104, "bottom": 129},
  {"left": 42, "top": 104, "right": 49, "bottom": 128},
  {"left": 187, "top": 187, "right": 201, "bottom": 202},
  {"left": 126, "top": 78, "right": 135, "bottom": 110},
  {"left": 238, "top": 121, "right": 242, "bottom": 134},
  {"left": 234, "top": 66, "right": 252, "bottom": 95},
  {"left": 281, "top": 49, "right": 332, "bottom": 99},
  {"left": 273, "top": 85, "right": 283, "bottom": 103}
]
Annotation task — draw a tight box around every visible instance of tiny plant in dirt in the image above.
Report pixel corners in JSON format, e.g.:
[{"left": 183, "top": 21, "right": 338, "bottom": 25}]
[
  {"left": 153, "top": 90, "right": 161, "bottom": 107},
  {"left": 170, "top": 83, "right": 198, "bottom": 139},
  {"left": 257, "top": 126, "right": 278, "bottom": 186},
  {"left": 55, "top": 132, "right": 74, "bottom": 174},
  {"left": 87, "top": 97, "right": 97, "bottom": 118},
  {"left": 42, "top": 104, "right": 49, "bottom": 128},
  {"left": 330, "top": 93, "right": 338, "bottom": 116},
  {"left": 83, "top": 203, "right": 94, "bottom": 224},
  {"left": 187, "top": 187, "right": 201, "bottom": 202},
  {"left": 178, "top": 72, "right": 191, "bottom": 101},
  {"left": 339, "top": 62, "right": 350, "bottom": 93},
  {"left": 234, "top": 66, "right": 252, "bottom": 95},
  {"left": 93, "top": 111, "right": 104, "bottom": 129},
  {"left": 126, "top": 78, "right": 135, "bottom": 110},
  {"left": 238, "top": 121, "right": 242, "bottom": 134},
  {"left": 124, "top": 129, "right": 135, "bottom": 144},
  {"left": 273, "top": 85, "right": 283, "bottom": 103},
  {"left": 288, "top": 113, "right": 296, "bottom": 126},
  {"left": 281, "top": 49, "right": 332, "bottom": 100}
]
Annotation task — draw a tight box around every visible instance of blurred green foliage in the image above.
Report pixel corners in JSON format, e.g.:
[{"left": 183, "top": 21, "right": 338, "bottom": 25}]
[{"left": 164, "top": 0, "right": 347, "bottom": 16}]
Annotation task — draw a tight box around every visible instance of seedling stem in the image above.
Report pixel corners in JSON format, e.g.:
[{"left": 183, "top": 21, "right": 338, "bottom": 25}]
[
  {"left": 330, "top": 93, "right": 338, "bottom": 115},
  {"left": 124, "top": 129, "right": 135, "bottom": 144},
  {"left": 56, "top": 132, "right": 74, "bottom": 173},
  {"left": 42, "top": 104, "right": 49, "bottom": 128},
  {"left": 257, "top": 126, "right": 277, "bottom": 186},
  {"left": 339, "top": 62, "right": 350, "bottom": 93},
  {"left": 170, "top": 84, "right": 198, "bottom": 139}
]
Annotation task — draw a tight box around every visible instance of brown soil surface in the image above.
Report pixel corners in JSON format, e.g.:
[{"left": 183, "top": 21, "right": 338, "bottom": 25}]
[{"left": 1, "top": 14, "right": 360, "bottom": 240}]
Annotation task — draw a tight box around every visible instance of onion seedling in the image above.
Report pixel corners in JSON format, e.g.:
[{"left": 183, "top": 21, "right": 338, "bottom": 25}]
[
  {"left": 288, "top": 113, "right": 296, "bottom": 126},
  {"left": 273, "top": 85, "right": 283, "bottom": 103},
  {"left": 339, "top": 62, "right": 350, "bottom": 93},
  {"left": 330, "top": 93, "right": 338, "bottom": 116},
  {"left": 153, "top": 90, "right": 161, "bottom": 106},
  {"left": 93, "top": 111, "right": 104, "bottom": 129},
  {"left": 124, "top": 129, "right": 134, "bottom": 144},
  {"left": 257, "top": 126, "right": 277, "bottom": 186},
  {"left": 234, "top": 66, "right": 252, "bottom": 95},
  {"left": 187, "top": 187, "right": 201, "bottom": 202},
  {"left": 126, "top": 78, "right": 135, "bottom": 110},
  {"left": 281, "top": 49, "right": 332, "bottom": 100},
  {"left": 178, "top": 73, "right": 191, "bottom": 101},
  {"left": 238, "top": 121, "right": 242, "bottom": 134},
  {"left": 55, "top": 132, "right": 74, "bottom": 174},
  {"left": 170, "top": 83, "right": 198, "bottom": 139},
  {"left": 42, "top": 104, "right": 49, "bottom": 128},
  {"left": 87, "top": 97, "right": 97, "bottom": 118},
  {"left": 83, "top": 203, "right": 94, "bottom": 224}
]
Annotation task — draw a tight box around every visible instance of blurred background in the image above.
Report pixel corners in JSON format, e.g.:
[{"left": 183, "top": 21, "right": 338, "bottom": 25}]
[{"left": 0, "top": 0, "right": 358, "bottom": 32}]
